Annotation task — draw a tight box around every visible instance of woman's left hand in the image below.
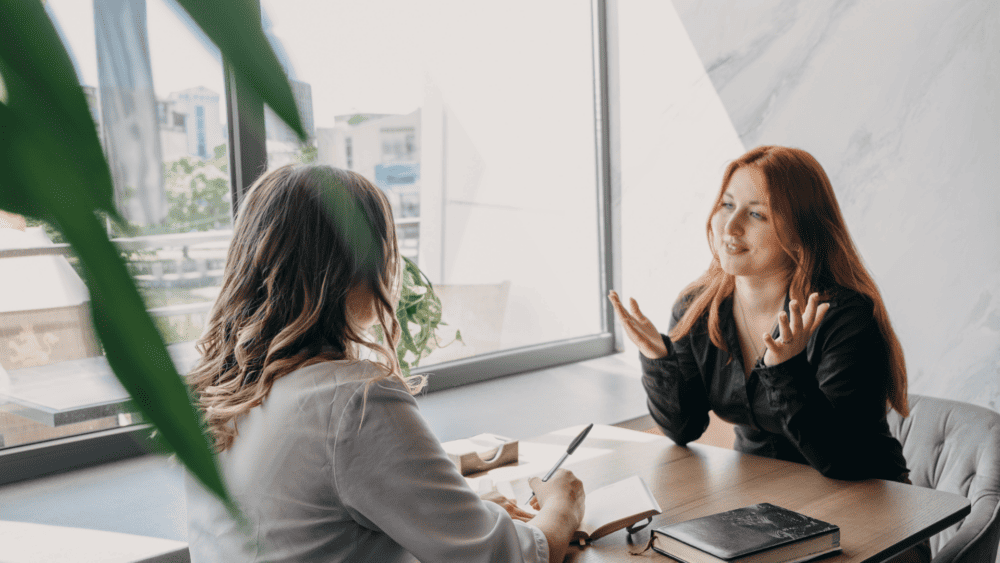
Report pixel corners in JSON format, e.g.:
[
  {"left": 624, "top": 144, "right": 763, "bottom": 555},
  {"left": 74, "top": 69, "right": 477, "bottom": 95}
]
[
  {"left": 762, "top": 293, "right": 830, "bottom": 367},
  {"left": 480, "top": 490, "right": 536, "bottom": 523}
]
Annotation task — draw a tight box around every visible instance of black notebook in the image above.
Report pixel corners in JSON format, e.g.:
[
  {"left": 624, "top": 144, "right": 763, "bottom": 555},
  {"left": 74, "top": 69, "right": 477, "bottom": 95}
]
[{"left": 650, "top": 503, "right": 840, "bottom": 563}]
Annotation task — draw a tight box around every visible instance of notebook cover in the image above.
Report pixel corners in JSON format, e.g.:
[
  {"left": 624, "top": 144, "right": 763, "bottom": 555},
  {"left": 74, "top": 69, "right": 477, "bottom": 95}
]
[{"left": 652, "top": 503, "right": 839, "bottom": 560}]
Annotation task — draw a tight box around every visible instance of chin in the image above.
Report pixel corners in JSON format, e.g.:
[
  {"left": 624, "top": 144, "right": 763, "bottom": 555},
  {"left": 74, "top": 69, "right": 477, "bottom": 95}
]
[{"left": 719, "top": 258, "right": 750, "bottom": 277}]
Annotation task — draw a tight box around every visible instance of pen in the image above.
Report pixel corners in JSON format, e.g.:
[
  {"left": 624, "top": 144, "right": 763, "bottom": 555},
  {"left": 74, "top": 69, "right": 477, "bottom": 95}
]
[{"left": 525, "top": 423, "right": 593, "bottom": 506}]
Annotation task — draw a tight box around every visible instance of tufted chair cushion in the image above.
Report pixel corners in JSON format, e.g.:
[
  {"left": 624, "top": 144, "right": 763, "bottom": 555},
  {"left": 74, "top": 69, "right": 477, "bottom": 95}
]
[{"left": 886, "top": 394, "right": 1000, "bottom": 563}]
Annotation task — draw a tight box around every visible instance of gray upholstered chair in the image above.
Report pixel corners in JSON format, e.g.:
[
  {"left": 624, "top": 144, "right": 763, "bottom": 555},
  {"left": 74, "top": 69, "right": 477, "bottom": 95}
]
[{"left": 887, "top": 394, "right": 1000, "bottom": 563}]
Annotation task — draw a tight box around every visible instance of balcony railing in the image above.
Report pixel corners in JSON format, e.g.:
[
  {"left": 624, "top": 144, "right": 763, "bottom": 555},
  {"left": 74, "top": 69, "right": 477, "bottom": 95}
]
[{"left": 0, "top": 230, "right": 235, "bottom": 260}]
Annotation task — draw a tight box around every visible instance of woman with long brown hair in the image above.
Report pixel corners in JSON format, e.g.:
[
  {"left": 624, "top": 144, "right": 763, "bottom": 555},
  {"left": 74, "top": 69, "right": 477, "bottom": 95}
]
[
  {"left": 610, "top": 145, "right": 910, "bottom": 483},
  {"left": 185, "top": 164, "right": 584, "bottom": 563}
]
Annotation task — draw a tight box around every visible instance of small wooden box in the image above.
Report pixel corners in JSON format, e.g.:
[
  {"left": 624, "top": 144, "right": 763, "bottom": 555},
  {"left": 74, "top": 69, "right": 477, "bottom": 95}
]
[{"left": 441, "top": 434, "right": 519, "bottom": 476}]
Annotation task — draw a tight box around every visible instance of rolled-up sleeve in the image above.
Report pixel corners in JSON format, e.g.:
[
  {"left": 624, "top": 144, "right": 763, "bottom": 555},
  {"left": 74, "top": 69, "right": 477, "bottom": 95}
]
[{"left": 331, "top": 379, "right": 548, "bottom": 563}]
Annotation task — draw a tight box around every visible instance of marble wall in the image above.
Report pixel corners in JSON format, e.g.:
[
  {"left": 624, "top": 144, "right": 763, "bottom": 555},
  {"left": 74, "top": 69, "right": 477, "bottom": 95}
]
[{"left": 618, "top": 0, "right": 999, "bottom": 411}]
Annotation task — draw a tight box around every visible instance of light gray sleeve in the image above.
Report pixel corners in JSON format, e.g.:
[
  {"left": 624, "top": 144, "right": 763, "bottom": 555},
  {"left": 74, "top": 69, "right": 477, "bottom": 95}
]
[{"left": 331, "top": 379, "right": 549, "bottom": 563}]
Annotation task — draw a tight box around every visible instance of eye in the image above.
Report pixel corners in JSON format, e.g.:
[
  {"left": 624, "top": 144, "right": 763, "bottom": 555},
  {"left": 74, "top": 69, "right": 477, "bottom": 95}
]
[
  {"left": 750, "top": 211, "right": 766, "bottom": 220},
  {"left": 720, "top": 201, "right": 735, "bottom": 210}
]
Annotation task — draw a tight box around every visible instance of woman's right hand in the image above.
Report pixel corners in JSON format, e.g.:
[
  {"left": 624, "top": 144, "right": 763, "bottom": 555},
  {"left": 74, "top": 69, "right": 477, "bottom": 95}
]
[
  {"left": 527, "top": 469, "right": 585, "bottom": 563},
  {"left": 608, "top": 290, "right": 669, "bottom": 359},
  {"left": 528, "top": 469, "right": 585, "bottom": 521}
]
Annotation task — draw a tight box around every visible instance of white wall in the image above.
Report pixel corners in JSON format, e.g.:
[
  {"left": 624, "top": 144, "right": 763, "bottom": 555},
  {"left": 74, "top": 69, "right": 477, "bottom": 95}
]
[{"left": 618, "top": 0, "right": 999, "bottom": 411}]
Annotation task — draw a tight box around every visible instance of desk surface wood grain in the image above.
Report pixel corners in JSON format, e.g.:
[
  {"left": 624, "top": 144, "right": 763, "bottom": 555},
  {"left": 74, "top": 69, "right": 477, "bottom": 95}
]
[{"left": 522, "top": 429, "right": 970, "bottom": 563}]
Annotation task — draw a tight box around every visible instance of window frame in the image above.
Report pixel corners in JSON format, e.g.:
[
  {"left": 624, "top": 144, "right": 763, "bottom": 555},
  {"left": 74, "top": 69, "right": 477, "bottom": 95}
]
[{"left": 0, "top": 0, "right": 623, "bottom": 482}]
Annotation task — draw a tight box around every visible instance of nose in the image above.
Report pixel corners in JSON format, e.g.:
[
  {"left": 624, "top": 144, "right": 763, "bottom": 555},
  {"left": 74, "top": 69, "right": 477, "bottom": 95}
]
[{"left": 724, "top": 211, "right": 744, "bottom": 236}]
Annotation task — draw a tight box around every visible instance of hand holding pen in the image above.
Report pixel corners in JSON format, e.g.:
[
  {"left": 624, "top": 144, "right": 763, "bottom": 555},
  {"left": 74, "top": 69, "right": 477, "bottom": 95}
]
[{"left": 525, "top": 423, "right": 593, "bottom": 507}]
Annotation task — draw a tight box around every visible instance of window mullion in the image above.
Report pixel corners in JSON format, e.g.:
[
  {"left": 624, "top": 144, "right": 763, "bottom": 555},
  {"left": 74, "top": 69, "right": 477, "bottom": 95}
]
[
  {"left": 593, "top": 0, "right": 624, "bottom": 351},
  {"left": 223, "top": 2, "right": 267, "bottom": 218}
]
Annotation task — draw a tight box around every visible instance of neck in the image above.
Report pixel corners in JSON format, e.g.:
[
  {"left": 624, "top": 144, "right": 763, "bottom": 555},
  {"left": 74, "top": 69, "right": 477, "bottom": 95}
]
[{"left": 733, "top": 270, "right": 790, "bottom": 316}]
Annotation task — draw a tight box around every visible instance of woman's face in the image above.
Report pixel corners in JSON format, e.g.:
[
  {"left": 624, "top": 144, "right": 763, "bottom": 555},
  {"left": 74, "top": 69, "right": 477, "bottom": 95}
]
[{"left": 710, "top": 167, "right": 794, "bottom": 279}]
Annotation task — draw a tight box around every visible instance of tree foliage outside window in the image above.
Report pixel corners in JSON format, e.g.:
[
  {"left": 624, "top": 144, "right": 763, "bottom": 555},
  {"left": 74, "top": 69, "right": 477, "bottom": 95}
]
[{"left": 162, "top": 144, "right": 232, "bottom": 234}]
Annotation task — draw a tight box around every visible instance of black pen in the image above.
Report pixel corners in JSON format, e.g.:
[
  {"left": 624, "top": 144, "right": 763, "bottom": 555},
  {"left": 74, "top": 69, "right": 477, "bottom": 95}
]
[{"left": 525, "top": 423, "right": 594, "bottom": 506}]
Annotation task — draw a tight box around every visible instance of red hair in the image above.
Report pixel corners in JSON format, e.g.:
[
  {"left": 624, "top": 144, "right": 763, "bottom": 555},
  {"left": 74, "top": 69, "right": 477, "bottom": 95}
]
[{"left": 668, "top": 146, "right": 909, "bottom": 416}]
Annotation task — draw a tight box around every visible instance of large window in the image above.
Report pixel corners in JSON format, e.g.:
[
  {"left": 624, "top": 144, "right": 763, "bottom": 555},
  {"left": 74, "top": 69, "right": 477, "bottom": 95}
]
[
  {"left": 0, "top": 0, "right": 616, "bottom": 469},
  {"left": 0, "top": 0, "right": 230, "bottom": 452},
  {"left": 260, "top": 0, "right": 606, "bottom": 371}
]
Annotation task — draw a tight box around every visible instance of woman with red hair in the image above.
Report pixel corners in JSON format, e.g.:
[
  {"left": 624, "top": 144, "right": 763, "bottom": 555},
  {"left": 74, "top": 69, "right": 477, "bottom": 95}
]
[{"left": 611, "top": 145, "right": 911, "bottom": 483}]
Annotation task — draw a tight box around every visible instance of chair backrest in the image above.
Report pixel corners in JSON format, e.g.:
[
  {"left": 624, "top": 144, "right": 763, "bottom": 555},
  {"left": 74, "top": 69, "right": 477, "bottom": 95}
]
[{"left": 886, "top": 394, "right": 1000, "bottom": 563}]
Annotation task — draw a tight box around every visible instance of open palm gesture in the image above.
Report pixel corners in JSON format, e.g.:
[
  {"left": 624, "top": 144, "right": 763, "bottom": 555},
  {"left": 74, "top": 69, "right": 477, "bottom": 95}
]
[
  {"left": 762, "top": 293, "right": 830, "bottom": 367},
  {"left": 608, "top": 291, "right": 668, "bottom": 359}
]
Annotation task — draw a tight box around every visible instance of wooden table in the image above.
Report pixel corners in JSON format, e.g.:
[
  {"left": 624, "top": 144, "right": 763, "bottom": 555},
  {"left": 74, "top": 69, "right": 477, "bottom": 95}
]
[{"left": 509, "top": 425, "right": 970, "bottom": 563}]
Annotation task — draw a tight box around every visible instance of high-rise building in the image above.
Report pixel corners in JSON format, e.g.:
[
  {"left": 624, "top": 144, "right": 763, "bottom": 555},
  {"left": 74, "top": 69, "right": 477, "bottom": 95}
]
[{"left": 168, "top": 87, "right": 224, "bottom": 160}]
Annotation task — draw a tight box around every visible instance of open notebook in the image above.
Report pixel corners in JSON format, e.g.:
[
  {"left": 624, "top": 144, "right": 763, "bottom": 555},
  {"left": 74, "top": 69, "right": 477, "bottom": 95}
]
[
  {"left": 572, "top": 475, "right": 662, "bottom": 544},
  {"left": 446, "top": 426, "right": 663, "bottom": 544},
  {"left": 478, "top": 473, "right": 661, "bottom": 545}
]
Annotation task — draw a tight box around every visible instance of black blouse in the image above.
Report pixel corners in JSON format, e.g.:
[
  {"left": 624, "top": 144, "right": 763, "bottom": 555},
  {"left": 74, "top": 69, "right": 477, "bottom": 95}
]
[{"left": 640, "top": 287, "right": 908, "bottom": 481}]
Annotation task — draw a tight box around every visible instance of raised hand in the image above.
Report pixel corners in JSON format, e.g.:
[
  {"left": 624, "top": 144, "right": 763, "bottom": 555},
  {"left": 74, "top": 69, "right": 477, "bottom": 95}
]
[
  {"left": 762, "top": 293, "right": 830, "bottom": 367},
  {"left": 608, "top": 290, "right": 668, "bottom": 359}
]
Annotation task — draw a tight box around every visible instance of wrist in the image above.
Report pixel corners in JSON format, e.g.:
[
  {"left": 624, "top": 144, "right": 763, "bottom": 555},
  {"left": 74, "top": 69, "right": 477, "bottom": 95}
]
[
  {"left": 642, "top": 349, "right": 669, "bottom": 360},
  {"left": 642, "top": 334, "right": 671, "bottom": 360},
  {"left": 540, "top": 498, "right": 582, "bottom": 527}
]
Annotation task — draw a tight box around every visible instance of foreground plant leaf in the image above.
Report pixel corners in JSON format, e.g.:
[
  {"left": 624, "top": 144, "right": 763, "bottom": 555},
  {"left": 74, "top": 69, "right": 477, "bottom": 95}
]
[
  {"left": 0, "top": 0, "right": 231, "bottom": 510},
  {"left": 174, "top": 0, "right": 306, "bottom": 141}
]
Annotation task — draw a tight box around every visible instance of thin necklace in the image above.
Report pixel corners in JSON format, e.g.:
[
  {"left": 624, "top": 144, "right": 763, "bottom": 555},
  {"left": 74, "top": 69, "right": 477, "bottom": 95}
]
[{"left": 735, "top": 292, "right": 762, "bottom": 363}]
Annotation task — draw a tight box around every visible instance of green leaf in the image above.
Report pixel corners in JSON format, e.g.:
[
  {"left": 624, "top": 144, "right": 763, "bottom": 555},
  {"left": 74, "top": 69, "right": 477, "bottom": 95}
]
[
  {"left": 174, "top": 0, "right": 306, "bottom": 141},
  {"left": 64, "top": 214, "right": 233, "bottom": 510},
  {"left": 0, "top": 0, "right": 232, "bottom": 512},
  {"left": 1, "top": 111, "right": 232, "bottom": 511},
  {"left": 392, "top": 257, "right": 462, "bottom": 371},
  {"left": 0, "top": 0, "right": 117, "bottom": 219},
  {"left": 0, "top": 103, "right": 40, "bottom": 217}
]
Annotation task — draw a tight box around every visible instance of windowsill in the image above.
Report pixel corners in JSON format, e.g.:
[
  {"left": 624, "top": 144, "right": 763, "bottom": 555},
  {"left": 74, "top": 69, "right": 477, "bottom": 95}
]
[
  {"left": 417, "top": 351, "right": 648, "bottom": 441},
  {"left": 0, "top": 351, "right": 649, "bottom": 541}
]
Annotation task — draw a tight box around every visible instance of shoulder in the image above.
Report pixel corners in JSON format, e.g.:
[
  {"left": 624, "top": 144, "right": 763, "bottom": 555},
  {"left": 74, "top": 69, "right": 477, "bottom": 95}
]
[
  {"left": 327, "top": 361, "right": 416, "bottom": 406},
  {"left": 327, "top": 364, "right": 424, "bottom": 456},
  {"left": 812, "top": 286, "right": 882, "bottom": 349},
  {"left": 279, "top": 360, "right": 416, "bottom": 410},
  {"left": 672, "top": 285, "right": 706, "bottom": 320},
  {"left": 820, "top": 286, "right": 876, "bottom": 321}
]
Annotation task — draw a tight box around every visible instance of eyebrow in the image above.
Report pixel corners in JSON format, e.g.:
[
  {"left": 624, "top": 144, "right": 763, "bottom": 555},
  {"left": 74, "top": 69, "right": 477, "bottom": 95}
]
[{"left": 722, "top": 192, "right": 768, "bottom": 206}]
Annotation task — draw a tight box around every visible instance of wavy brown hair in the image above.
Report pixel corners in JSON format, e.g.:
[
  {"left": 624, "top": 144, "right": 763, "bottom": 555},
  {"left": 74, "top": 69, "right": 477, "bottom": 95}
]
[
  {"left": 188, "top": 164, "right": 421, "bottom": 451},
  {"left": 668, "top": 146, "right": 909, "bottom": 416}
]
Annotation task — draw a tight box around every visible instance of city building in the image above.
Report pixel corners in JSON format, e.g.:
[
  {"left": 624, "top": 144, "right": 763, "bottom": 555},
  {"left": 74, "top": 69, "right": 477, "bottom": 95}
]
[
  {"left": 316, "top": 110, "right": 421, "bottom": 262},
  {"left": 166, "top": 87, "right": 225, "bottom": 161}
]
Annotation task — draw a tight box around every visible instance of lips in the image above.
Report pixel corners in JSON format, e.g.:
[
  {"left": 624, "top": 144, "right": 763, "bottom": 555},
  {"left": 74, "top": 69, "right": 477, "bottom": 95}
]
[{"left": 724, "top": 240, "right": 748, "bottom": 254}]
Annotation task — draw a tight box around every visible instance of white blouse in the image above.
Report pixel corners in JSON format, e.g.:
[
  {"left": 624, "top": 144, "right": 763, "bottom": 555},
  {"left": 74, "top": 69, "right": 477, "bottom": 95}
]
[{"left": 185, "top": 360, "right": 548, "bottom": 562}]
